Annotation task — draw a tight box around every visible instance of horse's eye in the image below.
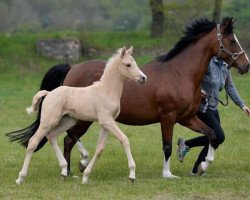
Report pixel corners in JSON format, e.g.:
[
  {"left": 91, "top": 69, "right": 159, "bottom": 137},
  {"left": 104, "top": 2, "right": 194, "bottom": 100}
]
[
  {"left": 126, "top": 64, "right": 131, "bottom": 67},
  {"left": 230, "top": 40, "right": 236, "bottom": 45}
]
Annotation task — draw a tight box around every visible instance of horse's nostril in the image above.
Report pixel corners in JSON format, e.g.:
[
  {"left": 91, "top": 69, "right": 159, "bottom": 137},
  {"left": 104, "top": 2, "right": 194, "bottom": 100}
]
[{"left": 247, "top": 64, "right": 250, "bottom": 71}]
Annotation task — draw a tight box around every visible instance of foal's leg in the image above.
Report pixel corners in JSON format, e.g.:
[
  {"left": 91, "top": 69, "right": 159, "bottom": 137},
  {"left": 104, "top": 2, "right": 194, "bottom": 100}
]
[
  {"left": 180, "top": 115, "right": 216, "bottom": 175},
  {"left": 16, "top": 125, "right": 52, "bottom": 185},
  {"left": 47, "top": 116, "right": 77, "bottom": 177},
  {"left": 160, "top": 116, "right": 180, "bottom": 179},
  {"left": 82, "top": 127, "right": 108, "bottom": 183},
  {"left": 99, "top": 117, "right": 136, "bottom": 182}
]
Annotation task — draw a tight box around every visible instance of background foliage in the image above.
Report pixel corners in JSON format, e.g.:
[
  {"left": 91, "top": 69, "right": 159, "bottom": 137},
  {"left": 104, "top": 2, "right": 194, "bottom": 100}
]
[{"left": 0, "top": 0, "right": 249, "bottom": 32}]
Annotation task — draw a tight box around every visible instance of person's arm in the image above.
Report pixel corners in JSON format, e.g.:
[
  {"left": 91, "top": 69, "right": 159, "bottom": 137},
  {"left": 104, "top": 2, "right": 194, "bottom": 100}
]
[{"left": 225, "top": 71, "right": 250, "bottom": 117}]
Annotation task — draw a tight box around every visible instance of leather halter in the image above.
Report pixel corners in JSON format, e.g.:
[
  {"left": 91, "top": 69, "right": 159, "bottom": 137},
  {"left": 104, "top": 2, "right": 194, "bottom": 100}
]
[{"left": 216, "top": 24, "right": 245, "bottom": 67}]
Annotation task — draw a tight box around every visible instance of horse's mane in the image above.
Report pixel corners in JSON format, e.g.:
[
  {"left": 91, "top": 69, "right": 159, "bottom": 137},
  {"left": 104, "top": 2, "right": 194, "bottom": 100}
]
[{"left": 157, "top": 17, "right": 234, "bottom": 62}]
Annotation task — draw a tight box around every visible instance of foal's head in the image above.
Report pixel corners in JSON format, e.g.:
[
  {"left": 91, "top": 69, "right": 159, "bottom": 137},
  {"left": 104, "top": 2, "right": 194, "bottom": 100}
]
[
  {"left": 212, "top": 17, "right": 249, "bottom": 74},
  {"left": 117, "top": 46, "right": 147, "bottom": 84}
]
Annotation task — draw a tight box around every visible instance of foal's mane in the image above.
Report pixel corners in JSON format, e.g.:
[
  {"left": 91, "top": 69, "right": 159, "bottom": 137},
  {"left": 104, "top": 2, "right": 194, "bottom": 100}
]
[
  {"left": 96, "top": 49, "right": 122, "bottom": 83},
  {"left": 103, "top": 48, "right": 122, "bottom": 71},
  {"left": 157, "top": 17, "right": 234, "bottom": 62}
]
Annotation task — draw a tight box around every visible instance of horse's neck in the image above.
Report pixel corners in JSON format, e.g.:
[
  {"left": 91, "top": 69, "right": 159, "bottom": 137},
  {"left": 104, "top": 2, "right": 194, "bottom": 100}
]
[
  {"left": 174, "top": 34, "right": 215, "bottom": 87},
  {"left": 99, "top": 63, "right": 124, "bottom": 101}
]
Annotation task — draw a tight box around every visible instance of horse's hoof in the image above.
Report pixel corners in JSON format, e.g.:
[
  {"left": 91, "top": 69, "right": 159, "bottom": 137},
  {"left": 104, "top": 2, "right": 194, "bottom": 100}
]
[
  {"left": 79, "top": 160, "right": 88, "bottom": 173},
  {"left": 61, "top": 171, "right": 68, "bottom": 178},
  {"left": 197, "top": 163, "right": 205, "bottom": 176}
]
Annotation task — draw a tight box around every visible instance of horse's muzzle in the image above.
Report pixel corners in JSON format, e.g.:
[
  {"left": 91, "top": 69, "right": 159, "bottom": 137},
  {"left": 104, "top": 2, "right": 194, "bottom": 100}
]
[{"left": 238, "top": 64, "right": 249, "bottom": 75}]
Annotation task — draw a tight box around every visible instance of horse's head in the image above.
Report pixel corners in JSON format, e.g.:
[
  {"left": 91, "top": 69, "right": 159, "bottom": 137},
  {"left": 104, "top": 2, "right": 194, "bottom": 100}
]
[
  {"left": 118, "top": 46, "right": 147, "bottom": 84},
  {"left": 215, "top": 17, "right": 249, "bottom": 74}
]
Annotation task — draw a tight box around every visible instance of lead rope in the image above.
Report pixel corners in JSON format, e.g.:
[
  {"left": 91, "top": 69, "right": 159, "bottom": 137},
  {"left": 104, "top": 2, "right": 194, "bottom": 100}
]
[{"left": 202, "top": 78, "right": 229, "bottom": 107}]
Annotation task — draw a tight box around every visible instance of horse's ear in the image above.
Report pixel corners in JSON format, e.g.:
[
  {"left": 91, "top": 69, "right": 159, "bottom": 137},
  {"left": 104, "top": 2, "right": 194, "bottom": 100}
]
[
  {"left": 120, "top": 46, "right": 127, "bottom": 57},
  {"left": 221, "top": 17, "right": 234, "bottom": 35},
  {"left": 127, "top": 46, "right": 133, "bottom": 55}
]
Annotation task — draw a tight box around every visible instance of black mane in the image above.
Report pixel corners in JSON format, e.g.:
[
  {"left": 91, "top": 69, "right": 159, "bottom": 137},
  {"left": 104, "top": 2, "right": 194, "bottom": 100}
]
[{"left": 157, "top": 18, "right": 218, "bottom": 62}]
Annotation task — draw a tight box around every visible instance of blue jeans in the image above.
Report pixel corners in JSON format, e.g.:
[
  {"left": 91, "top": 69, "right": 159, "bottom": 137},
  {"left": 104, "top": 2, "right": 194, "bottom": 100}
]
[{"left": 185, "top": 109, "right": 225, "bottom": 173}]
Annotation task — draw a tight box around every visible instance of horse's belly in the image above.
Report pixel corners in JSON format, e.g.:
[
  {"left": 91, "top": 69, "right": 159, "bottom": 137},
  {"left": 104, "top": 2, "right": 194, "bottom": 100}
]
[{"left": 117, "top": 108, "right": 159, "bottom": 125}]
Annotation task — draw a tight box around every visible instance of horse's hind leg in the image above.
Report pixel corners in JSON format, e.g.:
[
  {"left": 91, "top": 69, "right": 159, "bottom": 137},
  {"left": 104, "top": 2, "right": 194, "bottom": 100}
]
[
  {"left": 47, "top": 116, "right": 77, "bottom": 177},
  {"left": 16, "top": 125, "right": 52, "bottom": 185},
  {"left": 64, "top": 121, "right": 93, "bottom": 175},
  {"left": 82, "top": 127, "right": 108, "bottom": 184},
  {"left": 180, "top": 115, "right": 216, "bottom": 175}
]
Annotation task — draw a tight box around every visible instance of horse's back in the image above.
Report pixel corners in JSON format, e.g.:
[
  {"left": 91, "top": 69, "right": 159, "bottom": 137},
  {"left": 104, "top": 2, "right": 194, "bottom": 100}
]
[{"left": 64, "top": 60, "right": 106, "bottom": 87}]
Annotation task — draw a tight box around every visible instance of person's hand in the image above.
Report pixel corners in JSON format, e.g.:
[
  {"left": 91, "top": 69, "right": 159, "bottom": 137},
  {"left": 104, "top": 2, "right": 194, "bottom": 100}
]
[{"left": 242, "top": 106, "right": 250, "bottom": 117}]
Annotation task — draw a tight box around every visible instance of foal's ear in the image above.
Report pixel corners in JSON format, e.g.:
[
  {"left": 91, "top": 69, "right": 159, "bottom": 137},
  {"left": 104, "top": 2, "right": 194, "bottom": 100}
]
[
  {"left": 127, "top": 46, "right": 133, "bottom": 55},
  {"left": 120, "top": 46, "right": 127, "bottom": 57}
]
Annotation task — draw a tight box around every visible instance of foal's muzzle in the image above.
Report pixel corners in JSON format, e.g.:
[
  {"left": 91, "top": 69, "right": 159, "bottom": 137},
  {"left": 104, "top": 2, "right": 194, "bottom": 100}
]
[{"left": 138, "top": 75, "right": 147, "bottom": 85}]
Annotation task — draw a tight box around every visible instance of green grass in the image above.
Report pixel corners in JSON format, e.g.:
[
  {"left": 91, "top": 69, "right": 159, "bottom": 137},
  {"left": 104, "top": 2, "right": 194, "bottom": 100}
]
[{"left": 0, "top": 32, "right": 250, "bottom": 199}]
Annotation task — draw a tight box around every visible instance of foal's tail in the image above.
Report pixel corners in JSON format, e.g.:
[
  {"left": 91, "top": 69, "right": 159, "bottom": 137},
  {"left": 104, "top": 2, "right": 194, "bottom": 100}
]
[
  {"left": 6, "top": 63, "right": 70, "bottom": 152},
  {"left": 26, "top": 90, "right": 49, "bottom": 115}
]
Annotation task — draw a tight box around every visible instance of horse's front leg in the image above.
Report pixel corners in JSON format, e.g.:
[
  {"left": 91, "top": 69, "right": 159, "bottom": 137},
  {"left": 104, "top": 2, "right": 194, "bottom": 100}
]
[
  {"left": 160, "top": 116, "right": 180, "bottom": 179},
  {"left": 181, "top": 115, "right": 216, "bottom": 175}
]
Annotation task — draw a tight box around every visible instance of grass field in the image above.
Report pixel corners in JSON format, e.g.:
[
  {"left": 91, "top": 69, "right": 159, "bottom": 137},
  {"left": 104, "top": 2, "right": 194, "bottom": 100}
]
[{"left": 0, "top": 32, "right": 250, "bottom": 200}]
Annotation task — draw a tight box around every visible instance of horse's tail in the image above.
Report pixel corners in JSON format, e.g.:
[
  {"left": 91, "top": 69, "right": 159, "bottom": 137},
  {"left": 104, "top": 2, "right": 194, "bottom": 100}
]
[
  {"left": 26, "top": 90, "right": 49, "bottom": 115},
  {"left": 39, "top": 63, "right": 70, "bottom": 91},
  {"left": 6, "top": 63, "right": 71, "bottom": 152}
]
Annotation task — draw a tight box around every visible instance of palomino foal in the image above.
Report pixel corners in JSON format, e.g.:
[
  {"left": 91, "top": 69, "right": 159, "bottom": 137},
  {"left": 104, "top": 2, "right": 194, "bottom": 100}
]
[{"left": 16, "top": 46, "right": 147, "bottom": 185}]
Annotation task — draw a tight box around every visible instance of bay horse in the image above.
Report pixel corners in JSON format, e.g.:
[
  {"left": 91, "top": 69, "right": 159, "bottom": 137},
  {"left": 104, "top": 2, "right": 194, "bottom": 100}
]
[
  {"left": 7, "top": 17, "right": 249, "bottom": 179},
  {"left": 10, "top": 46, "right": 147, "bottom": 185}
]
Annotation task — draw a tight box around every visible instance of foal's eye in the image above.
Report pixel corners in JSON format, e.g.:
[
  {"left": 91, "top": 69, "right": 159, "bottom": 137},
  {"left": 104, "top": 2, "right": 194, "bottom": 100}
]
[{"left": 126, "top": 64, "right": 131, "bottom": 67}]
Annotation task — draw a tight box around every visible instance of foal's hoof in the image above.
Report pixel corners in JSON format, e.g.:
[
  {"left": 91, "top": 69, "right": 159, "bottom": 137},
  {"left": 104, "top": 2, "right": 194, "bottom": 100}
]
[
  {"left": 82, "top": 174, "right": 89, "bottom": 184},
  {"left": 163, "top": 172, "right": 180, "bottom": 179},
  {"left": 129, "top": 177, "right": 135, "bottom": 183},
  {"left": 16, "top": 178, "right": 23, "bottom": 185},
  {"left": 79, "top": 160, "right": 89, "bottom": 173}
]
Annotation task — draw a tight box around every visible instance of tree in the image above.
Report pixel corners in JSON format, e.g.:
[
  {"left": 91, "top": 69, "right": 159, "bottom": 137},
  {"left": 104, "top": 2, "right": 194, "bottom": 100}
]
[
  {"left": 213, "top": 0, "right": 223, "bottom": 23},
  {"left": 0, "top": 2, "right": 8, "bottom": 31},
  {"left": 150, "top": 0, "right": 164, "bottom": 38}
]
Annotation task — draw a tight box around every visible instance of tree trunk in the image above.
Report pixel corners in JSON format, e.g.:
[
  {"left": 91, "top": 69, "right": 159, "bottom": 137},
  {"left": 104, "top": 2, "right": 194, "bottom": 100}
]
[
  {"left": 150, "top": 0, "right": 164, "bottom": 38},
  {"left": 213, "top": 0, "right": 223, "bottom": 23}
]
